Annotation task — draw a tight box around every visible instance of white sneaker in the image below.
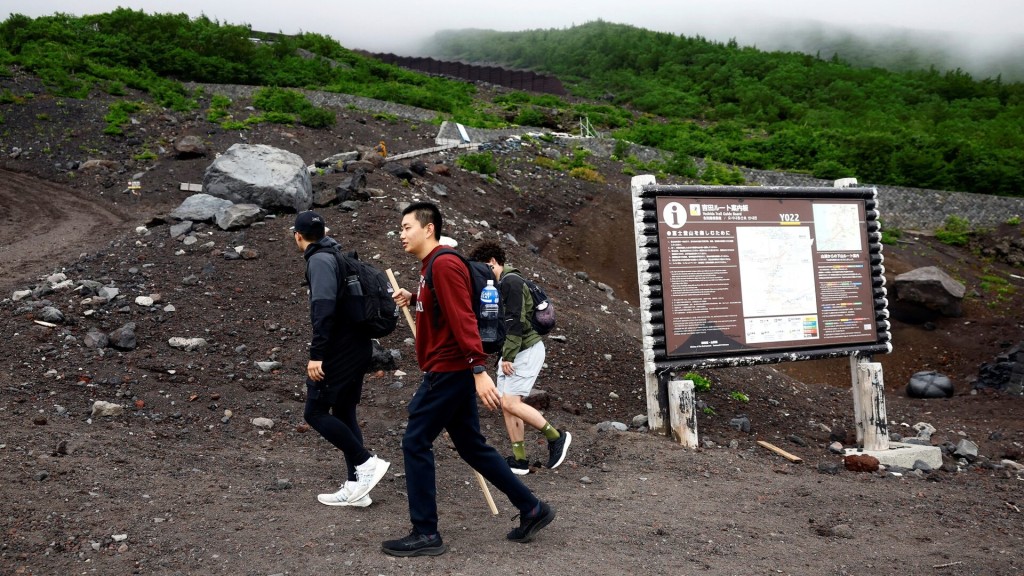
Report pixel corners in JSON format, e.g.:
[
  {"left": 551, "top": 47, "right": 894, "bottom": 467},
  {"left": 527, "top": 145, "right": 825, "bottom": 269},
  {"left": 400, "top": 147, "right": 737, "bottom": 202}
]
[
  {"left": 348, "top": 456, "right": 390, "bottom": 503},
  {"left": 317, "top": 481, "right": 372, "bottom": 507}
]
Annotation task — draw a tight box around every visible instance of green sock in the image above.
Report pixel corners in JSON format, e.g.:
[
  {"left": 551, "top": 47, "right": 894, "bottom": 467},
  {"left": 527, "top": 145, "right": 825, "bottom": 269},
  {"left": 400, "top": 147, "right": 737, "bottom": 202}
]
[
  {"left": 512, "top": 441, "right": 527, "bottom": 461},
  {"left": 541, "top": 423, "right": 560, "bottom": 442}
]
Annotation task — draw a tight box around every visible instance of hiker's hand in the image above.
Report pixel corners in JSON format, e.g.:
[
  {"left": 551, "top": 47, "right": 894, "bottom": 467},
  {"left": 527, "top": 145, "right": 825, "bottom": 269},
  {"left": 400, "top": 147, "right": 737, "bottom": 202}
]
[
  {"left": 393, "top": 288, "right": 412, "bottom": 308},
  {"left": 474, "top": 372, "right": 500, "bottom": 411},
  {"left": 501, "top": 360, "right": 514, "bottom": 376},
  {"left": 307, "top": 360, "right": 325, "bottom": 382}
]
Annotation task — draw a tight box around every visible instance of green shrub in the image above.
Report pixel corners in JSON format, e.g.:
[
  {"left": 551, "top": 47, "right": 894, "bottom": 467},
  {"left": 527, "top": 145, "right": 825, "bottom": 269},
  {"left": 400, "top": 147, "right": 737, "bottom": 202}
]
[
  {"left": 103, "top": 101, "right": 143, "bottom": 136},
  {"left": 456, "top": 152, "right": 497, "bottom": 175},
  {"left": 935, "top": 215, "right": 972, "bottom": 246},
  {"left": 299, "top": 106, "right": 336, "bottom": 128},
  {"left": 880, "top": 225, "right": 902, "bottom": 245},
  {"left": 569, "top": 166, "right": 605, "bottom": 183},
  {"left": 729, "top": 391, "right": 750, "bottom": 403},
  {"left": 683, "top": 372, "right": 712, "bottom": 393},
  {"left": 513, "top": 106, "right": 546, "bottom": 127},
  {"left": 612, "top": 139, "right": 631, "bottom": 159}
]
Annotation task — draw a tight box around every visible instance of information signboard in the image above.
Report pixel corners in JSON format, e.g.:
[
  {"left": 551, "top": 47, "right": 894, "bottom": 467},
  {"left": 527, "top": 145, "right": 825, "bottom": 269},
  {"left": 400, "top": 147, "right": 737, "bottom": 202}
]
[
  {"left": 657, "top": 195, "right": 878, "bottom": 357},
  {"left": 633, "top": 180, "right": 891, "bottom": 370}
]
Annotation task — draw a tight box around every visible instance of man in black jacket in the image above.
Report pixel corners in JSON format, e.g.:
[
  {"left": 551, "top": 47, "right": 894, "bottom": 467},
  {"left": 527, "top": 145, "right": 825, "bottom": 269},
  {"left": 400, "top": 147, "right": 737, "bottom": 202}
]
[{"left": 292, "top": 211, "right": 390, "bottom": 507}]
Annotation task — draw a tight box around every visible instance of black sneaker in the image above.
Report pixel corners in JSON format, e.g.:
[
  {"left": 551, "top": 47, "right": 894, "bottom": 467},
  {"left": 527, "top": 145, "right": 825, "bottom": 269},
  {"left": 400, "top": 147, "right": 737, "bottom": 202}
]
[
  {"left": 507, "top": 501, "right": 555, "bottom": 543},
  {"left": 546, "top": 431, "right": 572, "bottom": 469},
  {"left": 381, "top": 531, "right": 447, "bottom": 557},
  {"left": 506, "top": 455, "right": 530, "bottom": 475}
]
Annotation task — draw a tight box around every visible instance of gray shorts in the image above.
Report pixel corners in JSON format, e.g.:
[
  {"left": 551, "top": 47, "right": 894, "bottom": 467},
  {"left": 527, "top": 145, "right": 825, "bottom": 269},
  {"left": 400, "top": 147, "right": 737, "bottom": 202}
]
[{"left": 496, "top": 340, "right": 546, "bottom": 398}]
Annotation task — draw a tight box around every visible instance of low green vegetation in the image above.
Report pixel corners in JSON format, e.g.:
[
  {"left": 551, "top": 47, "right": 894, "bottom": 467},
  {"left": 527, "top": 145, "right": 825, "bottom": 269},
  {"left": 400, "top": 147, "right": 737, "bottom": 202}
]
[
  {"left": 683, "top": 372, "right": 712, "bottom": 393},
  {"left": 880, "top": 222, "right": 903, "bottom": 245},
  {"left": 427, "top": 21, "right": 1024, "bottom": 197},
  {"left": 934, "top": 215, "right": 973, "bottom": 246},
  {"left": 103, "top": 100, "right": 144, "bottom": 135},
  {"left": 4, "top": 10, "right": 1022, "bottom": 199},
  {"left": 455, "top": 152, "right": 497, "bottom": 175},
  {"left": 729, "top": 391, "right": 750, "bottom": 403}
]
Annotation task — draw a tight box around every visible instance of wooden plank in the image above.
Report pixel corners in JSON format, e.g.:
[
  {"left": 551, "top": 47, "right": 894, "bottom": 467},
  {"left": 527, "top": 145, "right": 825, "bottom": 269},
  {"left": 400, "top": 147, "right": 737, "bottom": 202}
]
[{"left": 756, "top": 440, "right": 803, "bottom": 463}]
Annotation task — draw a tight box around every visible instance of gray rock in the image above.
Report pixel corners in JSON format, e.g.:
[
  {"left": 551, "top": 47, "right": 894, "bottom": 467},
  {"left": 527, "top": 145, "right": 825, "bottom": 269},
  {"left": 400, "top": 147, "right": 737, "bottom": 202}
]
[
  {"left": 83, "top": 328, "right": 109, "bottom": 349},
  {"left": 97, "top": 286, "right": 120, "bottom": 301},
  {"left": 255, "top": 361, "right": 282, "bottom": 373},
  {"left": 109, "top": 322, "right": 137, "bottom": 351},
  {"left": 169, "top": 221, "right": 193, "bottom": 238},
  {"left": 215, "top": 203, "right": 263, "bottom": 230},
  {"left": 953, "top": 439, "right": 979, "bottom": 461},
  {"left": 203, "top": 144, "right": 312, "bottom": 212},
  {"left": 729, "top": 416, "right": 751, "bottom": 433},
  {"left": 170, "top": 193, "right": 235, "bottom": 222},
  {"left": 174, "top": 134, "right": 207, "bottom": 158},
  {"left": 38, "top": 306, "right": 65, "bottom": 324},
  {"left": 894, "top": 266, "right": 965, "bottom": 317},
  {"left": 907, "top": 371, "right": 954, "bottom": 398}
]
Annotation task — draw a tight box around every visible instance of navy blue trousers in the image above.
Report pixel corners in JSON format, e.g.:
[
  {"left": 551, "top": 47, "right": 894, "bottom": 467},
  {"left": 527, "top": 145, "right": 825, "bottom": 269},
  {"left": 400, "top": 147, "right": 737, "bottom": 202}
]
[{"left": 403, "top": 369, "right": 539, "bottom": 535}]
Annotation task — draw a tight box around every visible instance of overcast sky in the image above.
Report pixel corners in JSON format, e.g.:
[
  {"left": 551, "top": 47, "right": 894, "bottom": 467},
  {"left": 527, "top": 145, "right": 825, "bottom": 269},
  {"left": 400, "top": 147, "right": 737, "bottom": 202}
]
[{"left": 4, "top": 1, "right": 1019, "bottom": 57}]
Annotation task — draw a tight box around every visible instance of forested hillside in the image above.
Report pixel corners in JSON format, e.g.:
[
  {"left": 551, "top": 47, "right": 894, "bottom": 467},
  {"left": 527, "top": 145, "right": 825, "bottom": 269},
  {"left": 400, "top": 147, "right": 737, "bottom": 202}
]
[
  {"left": 423, "top": 21, "right": 1024, "bottom": 196},
  {"left": 2, "top": 11, "right": 1021, "bottom": 196}
]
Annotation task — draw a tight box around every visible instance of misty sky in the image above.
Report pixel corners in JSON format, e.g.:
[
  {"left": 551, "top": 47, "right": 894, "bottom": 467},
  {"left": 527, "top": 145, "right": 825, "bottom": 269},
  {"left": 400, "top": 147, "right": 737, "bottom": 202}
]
[{"left": 4, "top": 1, "right": 1021, "bottom": 76}]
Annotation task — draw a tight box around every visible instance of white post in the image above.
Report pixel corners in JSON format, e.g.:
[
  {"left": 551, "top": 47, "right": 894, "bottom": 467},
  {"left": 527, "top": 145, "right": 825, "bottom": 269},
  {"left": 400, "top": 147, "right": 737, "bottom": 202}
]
[
  {"left": 631, "top": 174, "right": 666, "bottom": 433},
  {"left": 850, "top": 355, "right": 864, "bottom": 444},
  {"left": 668, "top": 380, "right": 698, "bottom": 447},
  {"left": 854, "top": 362, "right": 889, "bottom": 451}
]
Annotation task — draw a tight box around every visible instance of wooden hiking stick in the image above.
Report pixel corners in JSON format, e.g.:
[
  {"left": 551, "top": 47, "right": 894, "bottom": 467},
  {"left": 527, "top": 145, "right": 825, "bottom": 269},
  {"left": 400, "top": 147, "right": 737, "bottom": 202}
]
[{"left": 385, "top": 268, "right": 499, "bottom": 516}]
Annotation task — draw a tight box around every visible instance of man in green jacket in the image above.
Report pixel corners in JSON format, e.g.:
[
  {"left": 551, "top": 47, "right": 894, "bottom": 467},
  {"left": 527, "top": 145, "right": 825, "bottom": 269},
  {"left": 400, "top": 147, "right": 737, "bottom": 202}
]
[{"left": 469, "top": 241, "right": 571, "bottom": 475}]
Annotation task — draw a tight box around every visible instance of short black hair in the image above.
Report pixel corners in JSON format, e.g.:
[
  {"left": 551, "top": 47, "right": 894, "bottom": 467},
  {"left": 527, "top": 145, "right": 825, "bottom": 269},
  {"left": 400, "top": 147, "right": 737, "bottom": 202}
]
[
  {"left": 402, "top": 201, "right": 442, "bottom": 240},
  {"left": 469, "top": 240, "right": 506, "bottom": 266}
]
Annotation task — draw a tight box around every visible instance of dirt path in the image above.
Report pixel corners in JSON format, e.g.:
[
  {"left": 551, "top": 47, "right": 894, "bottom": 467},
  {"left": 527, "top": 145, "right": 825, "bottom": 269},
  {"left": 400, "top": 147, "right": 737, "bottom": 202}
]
[{"left": 0, "top": 169, "right": 129, "bottom": 292}]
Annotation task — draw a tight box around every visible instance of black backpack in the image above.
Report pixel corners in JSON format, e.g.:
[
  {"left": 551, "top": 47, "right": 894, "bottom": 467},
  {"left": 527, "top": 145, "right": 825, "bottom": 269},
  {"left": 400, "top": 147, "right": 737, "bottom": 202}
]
[
  {"left": 328, "top": 248, "right": 399, "bottom": 338},
  {"left": 505, "top": 272, "right": 556, "bottom": 336},
  {"left": 424, "top": 248, "right": 506, "bottom": 354}
]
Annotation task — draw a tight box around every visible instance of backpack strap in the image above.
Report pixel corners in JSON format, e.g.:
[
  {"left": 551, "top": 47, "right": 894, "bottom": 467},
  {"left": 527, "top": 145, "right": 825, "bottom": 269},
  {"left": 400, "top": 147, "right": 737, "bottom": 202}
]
[{"left": 423, "top": 248, "right": 470, "bottom": 327}]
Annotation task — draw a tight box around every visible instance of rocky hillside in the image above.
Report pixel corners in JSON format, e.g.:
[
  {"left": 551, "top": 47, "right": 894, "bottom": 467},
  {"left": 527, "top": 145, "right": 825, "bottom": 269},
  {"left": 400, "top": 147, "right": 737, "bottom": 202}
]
[{"left": 1, "top": 66, "right": 1022, "bottom": 576}]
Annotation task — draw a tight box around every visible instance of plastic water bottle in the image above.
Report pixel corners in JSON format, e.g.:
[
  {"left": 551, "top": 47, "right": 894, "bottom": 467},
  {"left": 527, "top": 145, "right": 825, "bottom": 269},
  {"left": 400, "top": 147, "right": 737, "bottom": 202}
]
[
  {"left": 345, "top": 275, "right": 363, "bottom": 296},
  {"left": 479, "top": 279, "right": 500, "bottom": 343}
]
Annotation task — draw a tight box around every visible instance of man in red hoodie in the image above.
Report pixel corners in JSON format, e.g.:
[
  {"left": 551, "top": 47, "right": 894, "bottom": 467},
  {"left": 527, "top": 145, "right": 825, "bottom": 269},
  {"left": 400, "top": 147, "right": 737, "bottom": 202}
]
[{"left": 382, "top": 202, "right": 555, "bottom": 557}]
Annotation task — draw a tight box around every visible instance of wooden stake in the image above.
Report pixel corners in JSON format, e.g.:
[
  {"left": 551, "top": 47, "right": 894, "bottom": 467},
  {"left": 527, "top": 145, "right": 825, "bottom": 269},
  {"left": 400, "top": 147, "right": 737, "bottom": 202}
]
[
  {"left": 385, "top": 268, "right": 499, "bottom": 516},
  {"left": 756, "top": 440, "right": 803, "bottom": 463}
]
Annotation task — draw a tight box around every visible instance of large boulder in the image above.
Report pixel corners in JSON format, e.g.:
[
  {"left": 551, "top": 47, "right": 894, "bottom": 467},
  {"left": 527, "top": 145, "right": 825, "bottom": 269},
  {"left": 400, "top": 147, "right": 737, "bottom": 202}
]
[
  {"left": 203, "top": 144, "right": 312, "bottom": 212},
  {"left": 893, "top": 266, "right": 965, "bottom": 318}
]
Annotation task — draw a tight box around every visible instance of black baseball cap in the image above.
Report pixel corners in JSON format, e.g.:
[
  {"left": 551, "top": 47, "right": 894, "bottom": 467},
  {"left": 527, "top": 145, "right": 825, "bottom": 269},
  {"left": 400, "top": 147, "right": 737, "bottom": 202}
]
[{"left": 291, "top": 211, "right": 326, "bottom": 236}]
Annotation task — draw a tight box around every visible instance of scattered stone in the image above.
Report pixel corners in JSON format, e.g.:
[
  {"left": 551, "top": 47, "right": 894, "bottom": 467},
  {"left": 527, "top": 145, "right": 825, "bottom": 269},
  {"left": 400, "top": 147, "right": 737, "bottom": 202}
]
[
  {"left": 255, "top": 361, "right": 282, "bottom": 373},
  {"left": 84, "top": 328, "right": 109, "bottom": 349},
  {"left": 109, "top": 323, "right": 137, "bottom": 351},
  {"left": 729, "top": 416, "right": 751, "bottom": 433},
  {"left": 817, "top": 461, "right": 841, "bottom": 475},
  {"left": 844, "top": 453, "right": 880, "bottom": 472},
  {"left": 91, "top": 401, "right": 124, "bottom": 417},
  {"left": 907, "top": 371, "right": 954, "bottom": 398},
  {"left": 168, "top": 337, "right": 208, "bottom": 351},
  {"left": 251, "top": 417, "right": 274, "bottom": 430},
  {"left": 38, "top": 306, "right": 65, "bottom": 324}
]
